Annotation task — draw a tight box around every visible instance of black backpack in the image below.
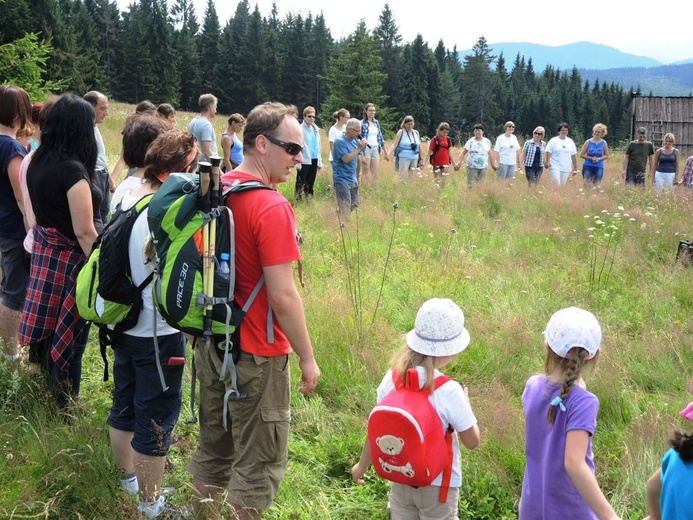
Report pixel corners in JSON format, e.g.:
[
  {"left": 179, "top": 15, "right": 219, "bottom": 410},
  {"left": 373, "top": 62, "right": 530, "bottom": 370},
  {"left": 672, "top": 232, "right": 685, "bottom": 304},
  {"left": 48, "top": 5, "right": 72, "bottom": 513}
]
[{"left": 76, "top": 194, "right": 154, "bottom": 381}]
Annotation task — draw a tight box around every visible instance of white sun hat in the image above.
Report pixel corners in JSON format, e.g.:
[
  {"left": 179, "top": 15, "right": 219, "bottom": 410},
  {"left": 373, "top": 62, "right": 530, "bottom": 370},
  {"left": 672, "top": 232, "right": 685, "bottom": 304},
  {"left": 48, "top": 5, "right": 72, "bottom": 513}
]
[
  {"left": 406, "top": 298, "right": 471, "bottom": 357},
  {"left": 544, "top": 306, "right": 602, "bottom": 359}
]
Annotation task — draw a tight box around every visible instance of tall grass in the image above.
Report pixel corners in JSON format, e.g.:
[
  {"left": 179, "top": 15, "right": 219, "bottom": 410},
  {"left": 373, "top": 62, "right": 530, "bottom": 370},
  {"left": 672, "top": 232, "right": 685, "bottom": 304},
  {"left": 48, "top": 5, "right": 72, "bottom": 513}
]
[{"left": 2, "top": 104, "right": 692, "bottom": 518}]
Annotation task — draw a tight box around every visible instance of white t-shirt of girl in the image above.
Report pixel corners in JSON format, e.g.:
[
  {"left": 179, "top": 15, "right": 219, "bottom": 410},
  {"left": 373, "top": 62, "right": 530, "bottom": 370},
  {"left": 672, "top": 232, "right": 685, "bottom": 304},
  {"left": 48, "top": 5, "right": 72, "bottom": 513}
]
[
  {"left": 366, "top": 124, "right": 380, "bottom": 148},
  {"left": 115, "top": 192, "right": 178, "bottom": 337},
  {"left": 328, "top": 125, "right": 343, "bottom": 161},
  {"left": 376, "top": 366, "right": 477, "bottom": 488},
  {"left": 110, "top": 176, "right": 144, "bottom": 215}
]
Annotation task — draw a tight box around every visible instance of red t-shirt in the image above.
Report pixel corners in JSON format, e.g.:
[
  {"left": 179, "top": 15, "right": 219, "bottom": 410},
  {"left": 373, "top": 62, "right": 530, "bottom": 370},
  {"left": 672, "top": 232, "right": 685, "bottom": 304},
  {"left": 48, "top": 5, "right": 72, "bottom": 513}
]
[
  {"left": 428, "top": 135, "right": 453, "bottom": 167},
  {"left": 222, "top": 171, "right": 301, "bottom": 356}
]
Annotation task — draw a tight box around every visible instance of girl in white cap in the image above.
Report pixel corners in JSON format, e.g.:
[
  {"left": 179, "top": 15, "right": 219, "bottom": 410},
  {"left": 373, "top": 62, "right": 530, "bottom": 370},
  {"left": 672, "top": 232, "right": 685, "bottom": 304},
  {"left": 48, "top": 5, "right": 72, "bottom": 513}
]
[
  {"left": 520, "top": 307, "right": 620, "bottom": 520},
  {"left": 351, "top": 298, "right": 480, "bottom": 519}
]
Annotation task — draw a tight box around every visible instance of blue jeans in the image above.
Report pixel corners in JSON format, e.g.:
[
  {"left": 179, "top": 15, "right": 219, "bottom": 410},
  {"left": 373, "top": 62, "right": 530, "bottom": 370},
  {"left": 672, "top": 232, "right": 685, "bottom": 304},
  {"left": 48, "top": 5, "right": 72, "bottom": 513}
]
[
  {"left": 497, "top": 164, "right": 516, "bottom": 180},
  {"left": 582, "top": 165, "right": 604, "bottom": 184},
  {"left": 525, "top": 166, "right": 543, "bottom": 185}
]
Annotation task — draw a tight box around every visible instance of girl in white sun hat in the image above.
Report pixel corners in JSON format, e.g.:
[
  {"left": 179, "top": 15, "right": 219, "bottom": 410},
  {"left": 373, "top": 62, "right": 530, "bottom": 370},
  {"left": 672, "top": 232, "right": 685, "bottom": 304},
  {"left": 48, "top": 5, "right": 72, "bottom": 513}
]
[
  {"left": 351, "top": 298, "right": 480, "bottom": 519},
  {"left": 520, "top": 306, "right": 620, "bottom": 520}
]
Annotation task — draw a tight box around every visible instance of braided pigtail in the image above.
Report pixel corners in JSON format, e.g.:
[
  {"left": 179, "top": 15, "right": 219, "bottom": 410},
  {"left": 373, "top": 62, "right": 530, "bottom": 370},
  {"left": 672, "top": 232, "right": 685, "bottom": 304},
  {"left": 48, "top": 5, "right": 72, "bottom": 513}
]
[{"left": 547, "top": 347, "right": 590, "bottom": 426}]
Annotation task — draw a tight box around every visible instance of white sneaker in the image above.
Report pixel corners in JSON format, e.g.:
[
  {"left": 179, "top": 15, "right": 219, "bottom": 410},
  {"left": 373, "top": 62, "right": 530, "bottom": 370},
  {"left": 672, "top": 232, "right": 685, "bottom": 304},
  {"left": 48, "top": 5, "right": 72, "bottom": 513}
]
[{"left": 138, "top": 495, "right": 165, "bottom": 518}]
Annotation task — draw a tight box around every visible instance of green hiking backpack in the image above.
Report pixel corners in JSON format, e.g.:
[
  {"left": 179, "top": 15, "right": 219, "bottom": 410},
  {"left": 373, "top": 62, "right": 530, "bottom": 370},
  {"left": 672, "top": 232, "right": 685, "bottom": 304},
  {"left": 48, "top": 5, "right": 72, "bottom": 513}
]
[
  {"left": 147, "top": 173, "right": 273, "bottom": 402},
  {"left": 75, "top": 193, "right": 154, "bottom": 380},
  {"left": 147, "top": 173, "right": 272, "bottom": 337}
]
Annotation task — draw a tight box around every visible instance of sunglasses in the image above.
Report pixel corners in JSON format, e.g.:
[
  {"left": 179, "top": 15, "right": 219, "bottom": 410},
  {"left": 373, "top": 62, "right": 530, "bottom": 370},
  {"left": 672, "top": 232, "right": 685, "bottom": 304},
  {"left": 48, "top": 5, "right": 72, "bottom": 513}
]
[
  {"left": 534, "top": 132, "right": 543, "bottom": 135},
  {"left": 263, "top": 134, "right": 302, "bottom": 156},
  {"left": 304, "top": 114, "right": 315, "bottom": 118}
]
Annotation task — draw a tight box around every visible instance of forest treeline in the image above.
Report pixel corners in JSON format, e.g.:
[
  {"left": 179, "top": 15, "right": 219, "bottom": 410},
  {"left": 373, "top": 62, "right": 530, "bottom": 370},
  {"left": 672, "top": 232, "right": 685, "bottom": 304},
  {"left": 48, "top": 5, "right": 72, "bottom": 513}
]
[{"left": 1, "top": 0, "right": 635, "bottom": 142}]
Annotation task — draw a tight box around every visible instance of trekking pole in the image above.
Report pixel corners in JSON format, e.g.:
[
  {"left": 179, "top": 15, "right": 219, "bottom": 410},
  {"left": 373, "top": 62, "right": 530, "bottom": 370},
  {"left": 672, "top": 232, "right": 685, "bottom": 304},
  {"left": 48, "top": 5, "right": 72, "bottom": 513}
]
[
  {"left": 209, "top": 156, "right": 222, "bottom": 281},
  {"left": 206, "top": 157, "right": 222, "bottom": 342},
  {"left": 198, "top": 162, "right": 213, "bottom": 344}
]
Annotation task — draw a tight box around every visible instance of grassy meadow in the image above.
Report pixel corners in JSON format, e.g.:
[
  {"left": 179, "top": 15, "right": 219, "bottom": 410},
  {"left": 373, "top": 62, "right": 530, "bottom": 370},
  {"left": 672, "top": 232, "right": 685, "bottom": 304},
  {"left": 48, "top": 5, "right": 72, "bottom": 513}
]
[{"left": 1, "top": 103, "right": 693, "bottom": 519}]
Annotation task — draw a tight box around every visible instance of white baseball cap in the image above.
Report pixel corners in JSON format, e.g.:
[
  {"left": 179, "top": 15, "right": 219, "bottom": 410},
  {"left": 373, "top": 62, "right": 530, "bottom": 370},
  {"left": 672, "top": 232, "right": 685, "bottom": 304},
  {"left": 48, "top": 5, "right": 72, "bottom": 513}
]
[
  {"left": 406, "top": 298, "right": 471, "bottom": 357},
  {"left": 544, "top": 306, "right": 602, "bottom": 359}
]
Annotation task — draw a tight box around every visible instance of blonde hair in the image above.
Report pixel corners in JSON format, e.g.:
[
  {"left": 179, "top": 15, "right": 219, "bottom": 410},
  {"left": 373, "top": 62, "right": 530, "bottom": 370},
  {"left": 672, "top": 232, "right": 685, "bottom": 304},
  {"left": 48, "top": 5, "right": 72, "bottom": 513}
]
[
  {"left": 664, "top": 132, "right": 675, "bottom": 145},
  {"left": 544, "top": 347, "right": 599, "bottom": 426},
  {"left": 400, "top": 115, "right": 414, "bottom": 128},
  {"left": 593, "top": 123, "right": 608, "bottom": 137},
  {"left": 333, "top": 108, "right": 349, "bottom": 120},
  {"left": 391, "top": 343, "right": 436, "bottom": 391}
]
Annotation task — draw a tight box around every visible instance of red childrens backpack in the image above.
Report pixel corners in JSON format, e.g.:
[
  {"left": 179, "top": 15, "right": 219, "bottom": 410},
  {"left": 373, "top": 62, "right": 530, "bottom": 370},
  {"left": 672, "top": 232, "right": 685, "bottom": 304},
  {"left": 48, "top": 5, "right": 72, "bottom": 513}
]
[{"left": 367, "top": 368, "right": 454, "bottom": 502}]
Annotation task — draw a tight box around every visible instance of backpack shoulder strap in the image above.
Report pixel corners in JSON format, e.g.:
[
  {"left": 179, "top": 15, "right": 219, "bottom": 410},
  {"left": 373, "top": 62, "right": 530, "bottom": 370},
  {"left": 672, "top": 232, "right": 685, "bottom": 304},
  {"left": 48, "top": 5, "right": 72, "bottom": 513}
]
[
  {"left": 222, "top": 179, "right": 273, "bottom": 197},
  {"left": 433, "top": 375, "right": 452, "bottom": 390}
]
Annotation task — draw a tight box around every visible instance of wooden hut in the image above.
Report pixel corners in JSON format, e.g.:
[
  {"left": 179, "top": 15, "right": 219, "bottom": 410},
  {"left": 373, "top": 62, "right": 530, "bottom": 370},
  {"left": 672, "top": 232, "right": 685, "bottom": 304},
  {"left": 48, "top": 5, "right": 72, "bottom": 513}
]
[{"left": 630, "top": 95, "right": 693, "bottom": 157}]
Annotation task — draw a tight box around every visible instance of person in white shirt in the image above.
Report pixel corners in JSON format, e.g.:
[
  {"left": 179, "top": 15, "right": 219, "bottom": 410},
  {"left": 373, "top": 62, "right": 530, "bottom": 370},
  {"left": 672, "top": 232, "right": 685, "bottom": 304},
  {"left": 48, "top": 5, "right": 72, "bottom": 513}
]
[
  {"left": 494, "top": 121, "right": 521, "bottom": 181},
  {"left": 545, "top": 122, "right": 578, "bottom": 186}
]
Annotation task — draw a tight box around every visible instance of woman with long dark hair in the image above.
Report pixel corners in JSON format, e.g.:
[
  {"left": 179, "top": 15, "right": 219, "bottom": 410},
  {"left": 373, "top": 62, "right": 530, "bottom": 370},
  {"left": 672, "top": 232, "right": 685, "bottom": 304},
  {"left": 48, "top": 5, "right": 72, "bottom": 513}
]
[{"left": 20, "top": 93, "right": 101, "bottom": 408}]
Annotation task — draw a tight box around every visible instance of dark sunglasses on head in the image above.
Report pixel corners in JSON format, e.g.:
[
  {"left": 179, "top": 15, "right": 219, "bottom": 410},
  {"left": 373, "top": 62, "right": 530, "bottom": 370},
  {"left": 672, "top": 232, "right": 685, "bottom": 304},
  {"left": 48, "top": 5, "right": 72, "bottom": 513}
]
[{"left": 263, "top": 134, "right": 302, "bottom": 156}]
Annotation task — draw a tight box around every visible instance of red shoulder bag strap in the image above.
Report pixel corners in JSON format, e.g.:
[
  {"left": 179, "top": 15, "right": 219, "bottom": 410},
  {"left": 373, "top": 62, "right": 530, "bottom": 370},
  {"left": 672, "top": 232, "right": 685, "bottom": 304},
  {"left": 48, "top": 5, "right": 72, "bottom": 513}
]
[{"left": 433, "top": 375, "right": 453, "bottom": 503}]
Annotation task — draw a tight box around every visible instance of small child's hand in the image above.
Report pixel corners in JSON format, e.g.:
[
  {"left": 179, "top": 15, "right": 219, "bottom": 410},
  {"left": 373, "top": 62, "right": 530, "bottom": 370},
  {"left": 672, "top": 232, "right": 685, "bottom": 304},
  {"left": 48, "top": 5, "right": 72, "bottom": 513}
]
[{"left": 351, "top": 462, "right": 367, "bottom": 484}]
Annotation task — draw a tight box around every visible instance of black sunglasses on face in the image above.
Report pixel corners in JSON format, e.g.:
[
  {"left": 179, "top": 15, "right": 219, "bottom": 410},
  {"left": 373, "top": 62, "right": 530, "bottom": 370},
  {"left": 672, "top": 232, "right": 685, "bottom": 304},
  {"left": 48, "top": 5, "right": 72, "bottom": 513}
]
[{"left": 263, "top": 134, "right": 302, "bottom": 156}]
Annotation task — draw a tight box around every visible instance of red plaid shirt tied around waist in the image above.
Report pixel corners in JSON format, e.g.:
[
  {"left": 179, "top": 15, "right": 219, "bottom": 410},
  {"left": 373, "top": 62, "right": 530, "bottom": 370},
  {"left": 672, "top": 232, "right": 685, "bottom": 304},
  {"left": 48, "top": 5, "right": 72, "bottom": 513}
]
[{"left": 19, "top": 226, "right": 87, "bottom": 372}]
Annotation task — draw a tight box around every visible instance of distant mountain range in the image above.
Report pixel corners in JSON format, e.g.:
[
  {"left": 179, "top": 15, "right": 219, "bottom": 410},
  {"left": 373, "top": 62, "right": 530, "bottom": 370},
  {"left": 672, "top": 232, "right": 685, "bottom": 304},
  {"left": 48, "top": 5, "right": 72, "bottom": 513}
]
[{"left": 458, "top": 42, "right": 693, "bottom": 96}]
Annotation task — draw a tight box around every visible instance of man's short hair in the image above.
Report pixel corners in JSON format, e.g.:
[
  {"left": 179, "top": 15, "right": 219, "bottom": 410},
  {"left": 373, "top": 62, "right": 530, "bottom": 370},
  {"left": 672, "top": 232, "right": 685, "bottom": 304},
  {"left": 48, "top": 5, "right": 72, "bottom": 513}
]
[
  {"left": 84, "top": 90, "right": 105, "bottom": 107},
  {"left": 199, "top": 94, "right": 218, "bottom": 112},
  {"left": 345, "top": 118, "right": 361, "bottom": 132},
  {"left": 637, "top": 127, "right": 647, "bottom": 135},
  {"left": 243, "top": 102, "right": 296, "bottom": 149}
]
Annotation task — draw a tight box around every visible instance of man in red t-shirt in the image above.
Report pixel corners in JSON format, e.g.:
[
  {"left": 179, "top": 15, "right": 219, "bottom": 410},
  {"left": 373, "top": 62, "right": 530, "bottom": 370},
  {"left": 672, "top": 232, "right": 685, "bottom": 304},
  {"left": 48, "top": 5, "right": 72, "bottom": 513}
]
[{"left": 187, "top": 102, "right": 320, "bottom": 519}]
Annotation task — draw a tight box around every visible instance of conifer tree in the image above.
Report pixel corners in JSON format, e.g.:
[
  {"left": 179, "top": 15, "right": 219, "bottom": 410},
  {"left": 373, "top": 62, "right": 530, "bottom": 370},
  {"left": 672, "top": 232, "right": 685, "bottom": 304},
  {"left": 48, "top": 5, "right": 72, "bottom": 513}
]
[
  {"left": 197, "top": 0, "right": 222, "bottom": 102},
  {"left": 460, "top": 36, "right": 499, "bottom": 130},
  {"left": 171, "top": 0, "right": 200, "bottom": 110},
  {"left": 320, "top": 21, "right": 386, "bottom": 128},
  {"left": 374, "top": 3, "right": 403, "bottom": 110}
]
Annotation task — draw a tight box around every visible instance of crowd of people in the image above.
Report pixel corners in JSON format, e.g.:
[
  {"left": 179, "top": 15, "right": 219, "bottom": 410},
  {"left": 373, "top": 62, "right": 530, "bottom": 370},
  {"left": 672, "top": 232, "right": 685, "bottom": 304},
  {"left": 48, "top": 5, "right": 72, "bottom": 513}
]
[{"left": 1, "top": 85, "right": 691, "bottom": 519}]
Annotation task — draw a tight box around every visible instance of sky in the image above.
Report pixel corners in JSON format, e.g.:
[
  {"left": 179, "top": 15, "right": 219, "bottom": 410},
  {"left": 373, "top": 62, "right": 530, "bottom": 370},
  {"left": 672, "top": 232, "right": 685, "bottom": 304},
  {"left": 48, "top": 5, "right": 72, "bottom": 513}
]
[{"left": 116, "top": 0, "right": 693, "bottom": 63}]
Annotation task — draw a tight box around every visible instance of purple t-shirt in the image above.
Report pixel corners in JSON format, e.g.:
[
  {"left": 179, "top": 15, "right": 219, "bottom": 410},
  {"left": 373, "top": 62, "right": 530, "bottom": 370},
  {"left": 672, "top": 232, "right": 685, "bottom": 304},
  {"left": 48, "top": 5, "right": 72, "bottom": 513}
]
[{"left": 519, "top": 375, "right": 599, "bottom": 520}]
